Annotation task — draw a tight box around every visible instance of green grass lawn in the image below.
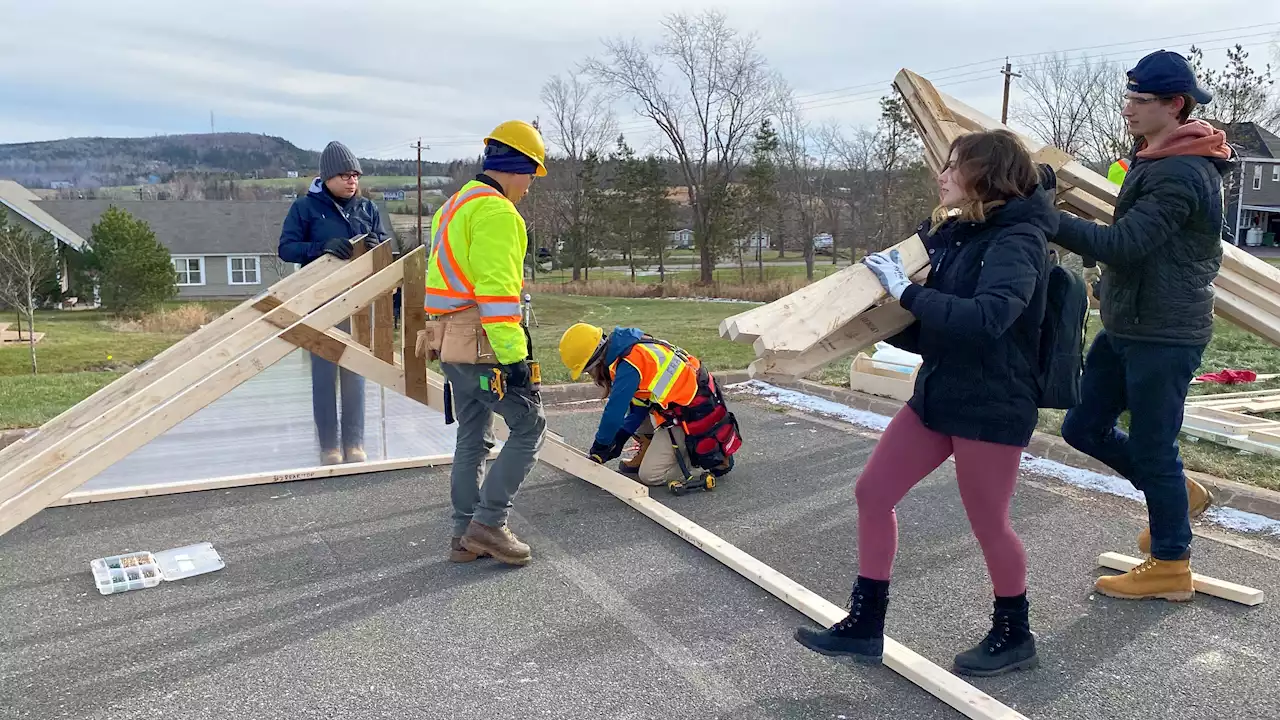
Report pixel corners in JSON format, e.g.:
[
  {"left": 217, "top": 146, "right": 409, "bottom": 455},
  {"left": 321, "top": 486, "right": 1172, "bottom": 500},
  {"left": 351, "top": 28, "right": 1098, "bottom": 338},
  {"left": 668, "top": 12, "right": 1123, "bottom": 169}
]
[{"left": 534, "top": 262, "right": 847, "bottom": 285}]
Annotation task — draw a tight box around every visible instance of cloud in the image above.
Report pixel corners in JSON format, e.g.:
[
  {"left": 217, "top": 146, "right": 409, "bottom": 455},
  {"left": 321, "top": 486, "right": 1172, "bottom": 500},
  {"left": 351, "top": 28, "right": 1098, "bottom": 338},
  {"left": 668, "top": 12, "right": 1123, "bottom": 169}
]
[{"left": 0, "top": 0, "right": 1275, "bottom": 161}]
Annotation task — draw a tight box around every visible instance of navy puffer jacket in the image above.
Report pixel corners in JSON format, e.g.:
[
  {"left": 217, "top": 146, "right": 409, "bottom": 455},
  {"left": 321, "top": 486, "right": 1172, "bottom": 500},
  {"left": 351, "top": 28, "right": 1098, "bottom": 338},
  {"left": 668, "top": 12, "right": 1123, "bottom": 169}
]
[{"left": 278, "top": 178, "right": 389, "bottom": 265}]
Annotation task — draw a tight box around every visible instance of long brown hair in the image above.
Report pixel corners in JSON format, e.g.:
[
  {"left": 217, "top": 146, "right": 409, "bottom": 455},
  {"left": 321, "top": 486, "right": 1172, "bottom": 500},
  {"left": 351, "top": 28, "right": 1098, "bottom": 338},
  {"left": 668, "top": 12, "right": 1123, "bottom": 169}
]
[{"left": 930, "top": 129, "right": 1039, "bottom": 232}]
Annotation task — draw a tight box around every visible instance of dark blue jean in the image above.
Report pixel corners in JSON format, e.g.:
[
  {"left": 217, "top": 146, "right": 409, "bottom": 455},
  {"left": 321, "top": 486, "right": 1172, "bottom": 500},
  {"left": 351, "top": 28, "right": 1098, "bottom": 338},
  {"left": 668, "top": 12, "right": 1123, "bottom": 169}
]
[
  {"left": 310, "top": 319, "right": 365, "bottom": 452},
  {"left": 1060, "top": 330, "right": 1205, "bottom": 561}
]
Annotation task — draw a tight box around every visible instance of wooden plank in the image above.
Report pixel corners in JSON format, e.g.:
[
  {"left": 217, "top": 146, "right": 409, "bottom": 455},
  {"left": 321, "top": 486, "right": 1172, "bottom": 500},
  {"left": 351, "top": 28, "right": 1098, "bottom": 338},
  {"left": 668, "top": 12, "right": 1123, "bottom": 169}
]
[
  {"left": 1187, "top": 387, "right": 1280, "bottom": 402},
  {"left": 752, "top": 236, "right": 930, "bottom": 356},
  {"left": 0, "top": 257, "right": 406, "bottom": 537},
  {"left": 50, "top": 453, "right": 467, "bottom": 506},
  {"left": 722, "top": 234, "right": 927, "bottom": 347},
  {"left": 0, "top": 249, "right": 359, "bottom": 470},
  {"left": 1180, "top": 421, "right": 1280, "bottom": 459},
  {"left": 350, "top": 239, "right": 374, "bottom": 348},
  {"left": 1216, "top": 266, "right": 1280, "bottom": 322},
  {"left": 0, "top": 253, "right": 381, "bottom": 505},
  {"left": 1098, "top": 552, "right": 1264, "bottom": 606},
  {"left": 1214, "top": 285, "right": 1280, "bottom": 348},
  {"left": 1222, "top": 241, "right": 1280, "bottom": 295},
  {"left": 402, "top": 247, "right": 429, "bottom": 405},
  {"left": 1184, "top": 406, "right": 1280, "bottom": 428},
  {"left": 371, "top": 242, "right": 396, "bottom": 363}
]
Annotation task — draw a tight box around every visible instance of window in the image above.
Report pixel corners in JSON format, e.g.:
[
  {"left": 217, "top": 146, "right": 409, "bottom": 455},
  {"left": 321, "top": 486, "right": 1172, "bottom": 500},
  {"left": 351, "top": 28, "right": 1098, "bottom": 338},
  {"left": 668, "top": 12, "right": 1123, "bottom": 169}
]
[
  {"left": 227, "top": 256, "right": 261, "bottom": 285},
  {"left": 1273, "top": 165, "right": 1279, "bottom": 183},
  {"left": 1254, "top": 165, "right": 1263, "bottom": 190},
  {"left": 173, "top": 257, "right": 204, "bottom": 286}
]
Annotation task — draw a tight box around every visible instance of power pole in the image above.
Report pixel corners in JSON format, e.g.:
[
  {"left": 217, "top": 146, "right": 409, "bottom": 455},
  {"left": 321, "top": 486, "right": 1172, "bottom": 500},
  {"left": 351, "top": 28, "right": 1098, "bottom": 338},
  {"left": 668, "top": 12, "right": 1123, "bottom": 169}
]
[
  {"left": 413, "top": 139, "right": 426, "bottom": 250},
  {"left": 529, "top": 117, "right": 540, "bottom": 281},
  {"left": 1000, "top": 58, "right": 1021, "bottom": 124}
]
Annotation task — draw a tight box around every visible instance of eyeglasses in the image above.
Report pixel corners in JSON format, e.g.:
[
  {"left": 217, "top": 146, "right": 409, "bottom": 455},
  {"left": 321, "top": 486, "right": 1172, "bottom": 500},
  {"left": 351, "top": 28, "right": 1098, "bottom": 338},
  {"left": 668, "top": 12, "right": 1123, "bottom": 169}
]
[
  {"left": 337, "top": 172, "right": 361, "bottom": 181},
  {"left": 1123, "top": 94, "right": 1161, "bottom": 106}
]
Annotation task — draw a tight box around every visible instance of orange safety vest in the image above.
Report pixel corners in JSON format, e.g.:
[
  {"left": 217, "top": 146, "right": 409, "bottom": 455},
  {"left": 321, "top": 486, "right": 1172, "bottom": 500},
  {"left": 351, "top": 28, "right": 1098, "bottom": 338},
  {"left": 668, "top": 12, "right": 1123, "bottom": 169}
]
[{"left": 610, "top": 340, "right": 701, "bottom": 410}]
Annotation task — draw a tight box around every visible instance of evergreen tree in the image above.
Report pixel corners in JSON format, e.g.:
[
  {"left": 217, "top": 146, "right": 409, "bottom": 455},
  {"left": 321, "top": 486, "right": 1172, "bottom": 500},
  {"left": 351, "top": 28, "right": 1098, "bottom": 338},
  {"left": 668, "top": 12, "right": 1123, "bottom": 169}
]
[{"left": 89, "top": 206, "right": 176, "bottom": 316}]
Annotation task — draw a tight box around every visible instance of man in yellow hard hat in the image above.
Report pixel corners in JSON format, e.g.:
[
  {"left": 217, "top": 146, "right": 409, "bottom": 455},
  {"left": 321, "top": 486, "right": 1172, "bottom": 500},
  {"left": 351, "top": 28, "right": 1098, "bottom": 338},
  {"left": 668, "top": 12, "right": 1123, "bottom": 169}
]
[{"left": 417, "top": 120, "right": 548, "bottom": 567}]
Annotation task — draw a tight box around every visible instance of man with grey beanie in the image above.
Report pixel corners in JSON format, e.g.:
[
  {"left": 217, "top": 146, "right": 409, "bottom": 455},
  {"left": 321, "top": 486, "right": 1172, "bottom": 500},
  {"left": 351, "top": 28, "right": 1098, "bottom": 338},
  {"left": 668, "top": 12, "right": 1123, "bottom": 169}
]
[{"left": 279, "top": 140, "right": 390, "bottom": 465}]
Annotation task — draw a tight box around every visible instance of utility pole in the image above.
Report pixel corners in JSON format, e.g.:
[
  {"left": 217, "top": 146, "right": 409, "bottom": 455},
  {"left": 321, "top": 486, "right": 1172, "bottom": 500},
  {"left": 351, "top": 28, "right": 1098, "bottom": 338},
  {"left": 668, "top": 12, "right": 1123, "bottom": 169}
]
[
  {"left": 529, "top": 117, "right": 539, "bottom": 281},
  {"left": 413, "top": 139, "right": 427, "bottom": 250},
  {"left": 1000, "top": 58, "right": 1021, "bottom": 124}
]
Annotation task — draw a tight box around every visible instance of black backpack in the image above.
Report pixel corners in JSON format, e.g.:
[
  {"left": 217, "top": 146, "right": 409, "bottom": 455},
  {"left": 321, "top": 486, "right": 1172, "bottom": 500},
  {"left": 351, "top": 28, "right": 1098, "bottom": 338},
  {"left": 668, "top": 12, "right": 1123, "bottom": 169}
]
[{"left": 1036, "top": 260, "right": 1089, "bottom": 409}]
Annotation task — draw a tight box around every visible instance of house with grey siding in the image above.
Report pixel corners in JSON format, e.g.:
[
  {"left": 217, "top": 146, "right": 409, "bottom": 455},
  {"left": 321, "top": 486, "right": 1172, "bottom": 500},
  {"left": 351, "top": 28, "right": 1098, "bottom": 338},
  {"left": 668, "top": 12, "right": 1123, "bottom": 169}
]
[
  {"left": 1210, "top": 121, "right": 1280, "bottom": 247},
  {"left": 0, "top": 183, "right": 396, "bottom": 300}
]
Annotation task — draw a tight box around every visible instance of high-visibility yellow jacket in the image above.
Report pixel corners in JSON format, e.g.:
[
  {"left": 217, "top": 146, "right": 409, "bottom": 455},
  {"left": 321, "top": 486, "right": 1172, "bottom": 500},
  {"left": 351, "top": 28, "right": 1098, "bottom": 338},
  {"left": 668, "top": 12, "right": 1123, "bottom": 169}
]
[
  {"left": 425, "top": 179, "right": 528, "bottom": 364},
  {"left": 1107, "top": 158, "right": 1129, "bottom": 186}
]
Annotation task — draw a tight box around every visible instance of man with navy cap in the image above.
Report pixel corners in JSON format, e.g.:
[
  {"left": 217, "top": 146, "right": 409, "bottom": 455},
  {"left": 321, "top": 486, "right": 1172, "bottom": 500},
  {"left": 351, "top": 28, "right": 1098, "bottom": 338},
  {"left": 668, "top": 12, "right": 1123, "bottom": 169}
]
[{"left": 1053, "top": 50, "right": 1235, "bottom": 602}]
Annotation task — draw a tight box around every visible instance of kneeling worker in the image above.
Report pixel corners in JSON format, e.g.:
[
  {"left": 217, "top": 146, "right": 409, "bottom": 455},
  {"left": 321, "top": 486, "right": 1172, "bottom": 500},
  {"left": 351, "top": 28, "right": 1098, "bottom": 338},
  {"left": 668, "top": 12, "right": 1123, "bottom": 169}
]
[
  {"left": 558, "top": 323, "right": 742, "bottom": 491},
  {"left": 420, "top": 120, "right": 548, "bottom": 566}
]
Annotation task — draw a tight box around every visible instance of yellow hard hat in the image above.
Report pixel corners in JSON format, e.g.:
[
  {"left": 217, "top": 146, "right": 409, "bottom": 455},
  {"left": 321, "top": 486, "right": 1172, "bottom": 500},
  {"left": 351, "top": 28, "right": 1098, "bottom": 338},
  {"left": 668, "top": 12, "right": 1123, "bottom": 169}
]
[
  {"left": 485, "top": 120, "right": 548, "bottom": 177},
  {"left": 559, "top": 322, "right": 606, "bottom": 380}
]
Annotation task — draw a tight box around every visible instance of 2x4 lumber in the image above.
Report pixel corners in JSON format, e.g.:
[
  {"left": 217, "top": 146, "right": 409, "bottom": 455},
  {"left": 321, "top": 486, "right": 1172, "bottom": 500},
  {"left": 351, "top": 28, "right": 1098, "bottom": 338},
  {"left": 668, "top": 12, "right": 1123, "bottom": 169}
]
[
  {"left": 350, "top": 241, "right": 374, "bottom": 349},
  {"left": 0, "top": 250, "right": 359, "bottom": 470},
  {"left": 1097, "top": 553, "right": 1264, "bottom": 606},
  {"left": 50, "top": 453, "right": 468, "bottom": 506},
  {"left": 1216, "top": 266, "right": 1280, "bottom": 323},
  {"left": 402, "top": 248, "right": 430, "bottom": 405},
  {"left": 751, "top": 235, "right": 930, "bottom": 356},
  {"left": 1180, "top": 421, "right": 1280, "bottom": 459},
  {"left": 749, "top": 301, "right": 916, "bottom": 378},
  {"left": 1214, "top": 285, "right": 1280, "bottom": 348},
  {"left": 1222, "top": 239, "right": 1280, "bottom": 293},
  {"left": 0, "top": 252, "right": 381, "bottom": 506},
  {"left": 371, "top": 243, "right": 396, "bottom": 363},
  {"left": 0, "top": 254, "right": 407, "bottom": 538}
]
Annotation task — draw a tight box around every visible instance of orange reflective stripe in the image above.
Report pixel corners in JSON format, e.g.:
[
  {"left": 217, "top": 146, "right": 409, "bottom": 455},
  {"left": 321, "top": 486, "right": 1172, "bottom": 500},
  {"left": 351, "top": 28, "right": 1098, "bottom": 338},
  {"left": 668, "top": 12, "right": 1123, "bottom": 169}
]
[
  {"left": 1118, "top": 159, "right": 1129, "bottom": 171},
  {"left": 428, "top": 286, "right": 473, "bottom": 299},
  {"left": 436, "top": 188, "right": 499, "bottom": 294},
  {"left": 475, "top": 294, "right": 519, "bottom": 303},
  {"left": 480, "top": 315, "right": 521, "bottom": 324}
]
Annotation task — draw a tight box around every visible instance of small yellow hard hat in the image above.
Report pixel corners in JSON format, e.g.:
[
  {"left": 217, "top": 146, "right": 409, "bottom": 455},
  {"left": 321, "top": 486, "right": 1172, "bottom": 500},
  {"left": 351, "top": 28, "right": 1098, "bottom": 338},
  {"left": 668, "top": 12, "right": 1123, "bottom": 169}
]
[
  {"left": 559, "top": 322, "right": 606, "bottom": 380},
  {"left": 484, "top": 120, "right": 548, "bottom": 177}
]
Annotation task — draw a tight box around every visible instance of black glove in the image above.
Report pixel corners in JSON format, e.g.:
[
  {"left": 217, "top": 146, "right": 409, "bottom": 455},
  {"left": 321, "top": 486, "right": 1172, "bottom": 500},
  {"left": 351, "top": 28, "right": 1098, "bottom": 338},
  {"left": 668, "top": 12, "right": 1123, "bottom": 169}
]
[
  {"left": 589, "top": 439, "right": 622, "bottom": 464},
  {"left": 610, "top": 429, "right": 633, "bottom": 457},
  {"left": 321, "top": 237, "right": 353, "bottom": 260},
  {"left": 501, "top": 360, "right": 531, "bottom": 390},
  {"left": 363, "top": 235, "right": 380, "bottom": 250}
]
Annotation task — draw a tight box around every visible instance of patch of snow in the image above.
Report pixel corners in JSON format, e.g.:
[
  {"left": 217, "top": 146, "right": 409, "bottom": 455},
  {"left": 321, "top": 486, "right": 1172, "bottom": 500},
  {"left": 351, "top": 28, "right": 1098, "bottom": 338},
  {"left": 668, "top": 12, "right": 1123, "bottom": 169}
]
[
  {"left": 1205, "top": 506, "right": 1280, "bottom": 536},
  {"left": 653, "top": 296, "right": 765, "bottom": 305},
  {"left": 728, "top": 380, "right": 892, "bottom": 431},
  {"left": 729, "top": 380, "right": 1280, "bottom": 538},
  {"left": 1018, "top": 455, "right": 1145, "bottom": 502}
]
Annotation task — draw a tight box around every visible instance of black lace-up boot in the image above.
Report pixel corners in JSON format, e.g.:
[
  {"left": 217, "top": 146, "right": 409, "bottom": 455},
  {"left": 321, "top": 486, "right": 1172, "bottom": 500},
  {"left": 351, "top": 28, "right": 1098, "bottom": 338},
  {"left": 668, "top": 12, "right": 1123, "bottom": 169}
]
[
  {"left": 953, "top": 593, "right": 1038, "bottom": 677},
  {"left": 794, "top": 576, "right": 889, "bottom": 662}
]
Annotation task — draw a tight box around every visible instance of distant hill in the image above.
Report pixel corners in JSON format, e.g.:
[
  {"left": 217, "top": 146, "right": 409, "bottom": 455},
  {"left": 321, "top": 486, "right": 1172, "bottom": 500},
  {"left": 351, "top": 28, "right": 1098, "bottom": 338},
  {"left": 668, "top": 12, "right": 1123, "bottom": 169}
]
[{"left": 0, "top": 132, "right": 453, "bottom": 189}]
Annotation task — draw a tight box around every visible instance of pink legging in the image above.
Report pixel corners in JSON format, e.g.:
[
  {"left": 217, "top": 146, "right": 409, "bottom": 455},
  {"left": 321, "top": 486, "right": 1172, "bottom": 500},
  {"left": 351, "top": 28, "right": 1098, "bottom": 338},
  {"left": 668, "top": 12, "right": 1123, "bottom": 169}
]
[{"left": 855, "top": 406, "right": 1027, "bottom": 597}]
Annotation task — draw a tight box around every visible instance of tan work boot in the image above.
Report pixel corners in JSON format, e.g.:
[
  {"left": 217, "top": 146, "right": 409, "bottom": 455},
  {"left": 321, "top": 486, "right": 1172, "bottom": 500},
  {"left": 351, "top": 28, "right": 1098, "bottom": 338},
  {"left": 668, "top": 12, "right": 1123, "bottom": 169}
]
[
  {"left": 619, "top": 435, "right": 652, "bottom": 476},
  {"left": 320, "top": 449, "right": 343, "bottom": 466},
  {"left": 449, "top": 537, "right": 489, "bottom": 563},
  {"left": 344, "top": 446, "right": 367, "bottom": 463},
  {"left": 460, "top": 521, "right": 532, "bottom": 566},
  {"left": 1096, "top": 556, "right": 1194, "bottom": 602},
  {"left": 1137, "top": 478, "right": 1213, "bottom": 555}
]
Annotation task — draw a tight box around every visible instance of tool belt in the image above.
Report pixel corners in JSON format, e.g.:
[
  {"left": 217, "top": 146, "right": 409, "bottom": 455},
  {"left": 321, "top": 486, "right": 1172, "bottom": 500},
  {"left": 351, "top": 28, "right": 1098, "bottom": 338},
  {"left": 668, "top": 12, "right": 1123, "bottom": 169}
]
[
  {"left": 416, "top": 307, "right": 497, "bottom": 365},
  {"left": 657, "top": 367, "right": 742, "bottom": 473}
]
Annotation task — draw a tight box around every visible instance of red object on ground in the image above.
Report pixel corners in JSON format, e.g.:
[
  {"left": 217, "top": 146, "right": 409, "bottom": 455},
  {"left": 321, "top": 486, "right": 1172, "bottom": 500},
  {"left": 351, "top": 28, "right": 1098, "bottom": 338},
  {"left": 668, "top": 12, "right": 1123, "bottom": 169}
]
[{"left": 1194, "top": 369, "right": 1258, "bottom": 384}]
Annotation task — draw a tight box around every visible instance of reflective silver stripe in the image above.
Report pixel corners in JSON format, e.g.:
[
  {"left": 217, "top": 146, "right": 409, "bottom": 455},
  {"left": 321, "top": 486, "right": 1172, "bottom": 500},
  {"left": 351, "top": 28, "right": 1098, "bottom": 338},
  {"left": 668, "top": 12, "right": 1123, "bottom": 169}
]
[
  {"left": 426, "top": 294, "right": 475, "bottom": 311},
  {"left": 646, "top": 344, "right": 685, "bottom": 401},
  {"left": 429, "top": 195, "right": 457, "bottom": 256},
  {"left": 478, "top": 300, "right": 521, "bottom": 319}
]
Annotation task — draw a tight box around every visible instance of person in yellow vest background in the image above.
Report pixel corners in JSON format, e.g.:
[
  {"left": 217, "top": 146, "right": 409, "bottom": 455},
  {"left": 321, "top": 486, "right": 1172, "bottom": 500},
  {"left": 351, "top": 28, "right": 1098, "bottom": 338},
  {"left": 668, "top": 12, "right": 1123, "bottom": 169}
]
[
  {"left": 558, "top": 323, "right": 742, "bottom": 490},
  {"left": 1107, "top": 157, "right": 1129, "bottom": 186},
  {"left": 416, "top": 120, "right": 548, "bottom": 567}
]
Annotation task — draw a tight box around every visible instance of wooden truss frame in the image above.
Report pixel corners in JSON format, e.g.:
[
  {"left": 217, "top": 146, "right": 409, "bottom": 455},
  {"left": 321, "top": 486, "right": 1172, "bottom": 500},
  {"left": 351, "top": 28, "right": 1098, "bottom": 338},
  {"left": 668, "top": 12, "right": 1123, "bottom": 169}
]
[
  {"left": 1, "top": 234, "right": 1035, "bottom": 720},
  {"left": 722, "top": 68, "right": 1280, "bottom": 382}
]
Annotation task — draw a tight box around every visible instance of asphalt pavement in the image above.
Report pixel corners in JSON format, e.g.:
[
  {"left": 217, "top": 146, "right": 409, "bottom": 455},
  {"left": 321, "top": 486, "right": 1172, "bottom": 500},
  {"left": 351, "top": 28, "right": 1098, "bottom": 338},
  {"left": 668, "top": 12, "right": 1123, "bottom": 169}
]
[{"left": 2, "top": 391, "right": 1277, "bottom": 720}]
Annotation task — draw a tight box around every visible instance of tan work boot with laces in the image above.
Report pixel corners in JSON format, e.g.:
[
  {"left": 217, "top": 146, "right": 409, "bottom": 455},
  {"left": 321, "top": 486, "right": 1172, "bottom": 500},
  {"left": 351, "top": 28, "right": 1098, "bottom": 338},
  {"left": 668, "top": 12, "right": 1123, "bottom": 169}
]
[
  {"left": 460, "top": 520, "right": 532, "bottom": 566},
  {"left": 1096, "top": 556, "right": 1194, "bottom": 602},
  {"left": 1137, "top": 478, "right": 1213, "bottom": 555}
]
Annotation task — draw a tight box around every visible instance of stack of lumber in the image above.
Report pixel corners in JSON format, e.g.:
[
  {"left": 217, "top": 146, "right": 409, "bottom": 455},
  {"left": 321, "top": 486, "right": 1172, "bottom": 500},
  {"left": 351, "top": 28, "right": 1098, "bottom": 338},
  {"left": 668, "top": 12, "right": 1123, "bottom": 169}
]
[
  {"left": 1183, "top": 389, "right": 1280, "bottom": 457},
  {"left": 720, "top": 68, "right": 1280, "bottom": 382}
]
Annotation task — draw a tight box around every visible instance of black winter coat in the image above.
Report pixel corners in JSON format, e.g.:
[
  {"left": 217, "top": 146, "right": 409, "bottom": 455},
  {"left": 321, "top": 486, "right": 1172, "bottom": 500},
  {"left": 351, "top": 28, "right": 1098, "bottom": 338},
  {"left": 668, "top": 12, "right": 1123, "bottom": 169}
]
[
  {"left": 1054, "top": 151, "right": 1232, "bottom": 346},
  {"left": 887, "top": 171, "right": 1057, "bottom": 448},
  {"left": 278, "top": 178, "right": 389, "bottom": 266}
]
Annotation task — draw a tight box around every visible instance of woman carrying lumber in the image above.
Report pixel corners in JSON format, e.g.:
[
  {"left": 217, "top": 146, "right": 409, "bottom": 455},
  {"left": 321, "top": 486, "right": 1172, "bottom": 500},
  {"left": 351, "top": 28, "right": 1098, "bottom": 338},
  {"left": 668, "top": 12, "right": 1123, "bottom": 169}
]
[
  {"left": 795, "top": 129, "right": 1057, "bottom": 677},
  {"left": 558, "top": 323, "right": 742, "bottom": 492}
]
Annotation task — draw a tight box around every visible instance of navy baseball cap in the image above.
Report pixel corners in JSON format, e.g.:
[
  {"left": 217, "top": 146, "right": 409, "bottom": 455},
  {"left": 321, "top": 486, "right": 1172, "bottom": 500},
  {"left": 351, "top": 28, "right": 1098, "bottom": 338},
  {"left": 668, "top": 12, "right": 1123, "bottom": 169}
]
[{"left": 1127, "top": 50, "right": 1213, "bottom": 104}]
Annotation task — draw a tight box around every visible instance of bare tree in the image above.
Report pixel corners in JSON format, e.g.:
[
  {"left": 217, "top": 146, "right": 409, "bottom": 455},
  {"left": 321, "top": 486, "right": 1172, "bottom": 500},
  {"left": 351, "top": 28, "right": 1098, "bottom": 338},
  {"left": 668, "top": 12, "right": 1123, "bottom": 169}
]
[
  {"left": 1190, "top": 44, "right": 1276, "bottom": 127},
  {"left": 1013, "top": 52, "right": 1123, "bottom": 168},
  {"left": 776, "top": 87, "right": 827, "bottom": 280},
  {"left": 824, "top": 124, "right": 878, "bottom": 260},
  {"left": 539, "top": 72, "right": 617, "bottom": 281},
  {"left": 0, "top": 208, "right": 58, "bottom": 374},
  {"left": 584, "top": 10, "right": 777, "bottom": 283}
]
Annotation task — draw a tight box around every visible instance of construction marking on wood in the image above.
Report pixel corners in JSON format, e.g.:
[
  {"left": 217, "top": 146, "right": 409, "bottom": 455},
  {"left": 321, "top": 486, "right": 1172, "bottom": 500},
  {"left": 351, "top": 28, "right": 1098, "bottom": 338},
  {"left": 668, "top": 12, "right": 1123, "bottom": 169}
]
[{"left": 1097, "top": 552, "right": 1265, "bottom": 606}]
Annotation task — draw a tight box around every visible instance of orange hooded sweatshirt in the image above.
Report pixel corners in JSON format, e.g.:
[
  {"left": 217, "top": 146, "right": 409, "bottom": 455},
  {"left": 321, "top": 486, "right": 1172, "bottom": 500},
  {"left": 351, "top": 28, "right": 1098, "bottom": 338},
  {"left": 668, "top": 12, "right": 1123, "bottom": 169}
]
[{"left": 1137, "top": 119, "right": 1232, "bottom": 160}]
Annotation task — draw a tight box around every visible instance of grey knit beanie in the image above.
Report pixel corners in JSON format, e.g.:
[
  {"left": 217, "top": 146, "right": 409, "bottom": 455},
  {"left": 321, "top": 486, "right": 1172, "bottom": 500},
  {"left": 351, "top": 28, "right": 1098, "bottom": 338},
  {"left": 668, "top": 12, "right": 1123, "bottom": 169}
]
[{"left": 319, "top": 141, "right": 362, "bottom": 180}]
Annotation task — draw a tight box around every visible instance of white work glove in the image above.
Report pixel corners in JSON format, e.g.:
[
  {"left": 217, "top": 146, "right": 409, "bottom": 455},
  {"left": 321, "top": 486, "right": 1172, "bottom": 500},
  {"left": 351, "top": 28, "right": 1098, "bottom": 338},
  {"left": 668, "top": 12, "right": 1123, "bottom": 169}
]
[{"left": 863, "top": 249, "right": 912, "bottom": 300}]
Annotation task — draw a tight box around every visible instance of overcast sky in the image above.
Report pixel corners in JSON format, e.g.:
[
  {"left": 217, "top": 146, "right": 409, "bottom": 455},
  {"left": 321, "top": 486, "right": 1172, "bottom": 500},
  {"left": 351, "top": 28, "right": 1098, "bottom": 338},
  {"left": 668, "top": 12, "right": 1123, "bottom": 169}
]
[{"left": 1, "top": 0, "right": 1278, "bottom": 163}]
